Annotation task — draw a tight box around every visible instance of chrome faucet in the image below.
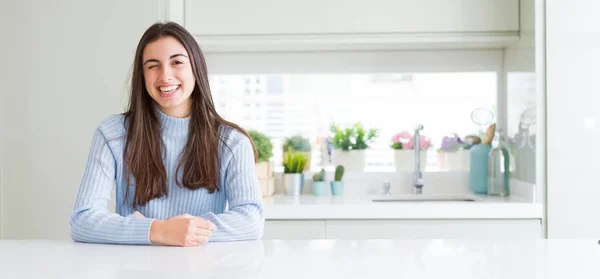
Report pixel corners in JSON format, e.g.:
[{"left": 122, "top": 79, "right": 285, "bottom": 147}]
[
  {"left": 382, "top": 181, "right": 392, "bottom": 195},
  {"left": 413, "top": 124, "right": 424, "bottom": 194}
]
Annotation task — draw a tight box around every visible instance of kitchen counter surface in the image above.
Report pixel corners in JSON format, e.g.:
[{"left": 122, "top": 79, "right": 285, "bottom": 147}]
[
  {"left": 0, "top": 239, "right": 597, "bottom": 278},
  {"left": 263, "top": 194, "right": 543, "bottom": 219}
]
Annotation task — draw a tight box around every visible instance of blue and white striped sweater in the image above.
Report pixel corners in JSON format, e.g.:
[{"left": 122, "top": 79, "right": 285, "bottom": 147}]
[{"left": 70, "top": 108, "right": 264, "bottom": 244}]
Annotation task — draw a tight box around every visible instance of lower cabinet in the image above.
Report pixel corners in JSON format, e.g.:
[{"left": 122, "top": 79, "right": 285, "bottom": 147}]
[
  {"left": 263, "top": 220, "right": 326, "bottom": 240},
  {"left": 263, "top": 219, "right": 542, "bottom": 240}
]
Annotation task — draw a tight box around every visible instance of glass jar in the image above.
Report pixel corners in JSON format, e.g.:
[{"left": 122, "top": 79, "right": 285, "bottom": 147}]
[{"left": 488, "top": 130, "right": 510, "bottom": 196}]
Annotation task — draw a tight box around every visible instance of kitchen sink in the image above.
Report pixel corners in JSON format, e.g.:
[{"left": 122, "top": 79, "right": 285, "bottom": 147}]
[{"left": 372, "top": 195, "right": 480, "bottom": 202}]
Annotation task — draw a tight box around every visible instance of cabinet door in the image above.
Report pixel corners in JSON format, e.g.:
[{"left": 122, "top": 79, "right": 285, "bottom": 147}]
[
  {"left": 184, "top": 0, "right": 518, "bottom": 36},
  {"left": 326, "top": 220, "right": 542, "bottom": 239},
  {"left": 263, "top": 220, "right": 326, "bottom": 240}
]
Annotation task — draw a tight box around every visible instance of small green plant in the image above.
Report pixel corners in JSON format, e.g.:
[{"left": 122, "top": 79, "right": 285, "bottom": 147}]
[
  {"left": 330, "top": 122, "right": 379, "bottom": 151},
  {"left": 282, "top": 148, "right": 307, "bottom": 174},
  {"left": 248, "top": 130, "right": 273, "bottom": 163},
  {"left": 312, "top": 168, "right": 326, "bottom": 181},
  {"left": 282, "top": 135, "right": 311, "bottom": 152},
  {"left": 334, "top": 165, "right": 344, "bottom": 181}
]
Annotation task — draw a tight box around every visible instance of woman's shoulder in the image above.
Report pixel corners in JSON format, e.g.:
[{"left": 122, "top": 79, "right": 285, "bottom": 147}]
[
  {"left": 96, "top": 114, "right": 127, "bottom": 140},
  {"left": 218, "top": 124, "right": 251, "bottom": 150},
  {"left": 219, "top": 124, "right": 248, "bottom": 144}
]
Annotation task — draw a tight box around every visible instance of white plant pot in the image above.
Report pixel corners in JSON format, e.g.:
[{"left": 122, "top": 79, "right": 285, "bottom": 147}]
[
  {"left": 444, "top": 149, "right": 470, "bottom": 171},
  {"left": 394, "top": 149, "right": 427, "bottom": 172},
  {"left": 331, "top": 149, "right": 365, "bottom": 172},
  {"left": 283, "top": 173, "right": 304, "bottom": 196}
]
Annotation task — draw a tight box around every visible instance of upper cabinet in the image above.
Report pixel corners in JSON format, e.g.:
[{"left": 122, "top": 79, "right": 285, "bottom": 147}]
[
  {"left": 175, "top": 0, "right": 520, "bottom": 51},
  {"left": 185, "top": 0, "right": 518, "bottom": 35}
]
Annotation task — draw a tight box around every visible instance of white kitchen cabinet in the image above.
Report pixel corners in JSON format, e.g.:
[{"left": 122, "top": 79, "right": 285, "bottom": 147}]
[
  {"left": 264, "top": 219, "right": 542, "bottom": 240},
  {"left": 184, "top": 0, "right": 518, "bottom": 35},
  {"left": 326, "top": 220, "right": 542, "bottom": 239},
  {"left": 178, "top": 0, "right": 519, "bottom": 51},
  {"left": 263, "top": 220, "right": 326, "bottom": 240}
]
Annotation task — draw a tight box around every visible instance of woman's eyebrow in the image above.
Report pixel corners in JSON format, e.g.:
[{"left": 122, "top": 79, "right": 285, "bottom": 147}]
[
  {"left": 143, "top": 54, "right": 189, "bottom": 65},
  {"left": 170, "top": 54, "right": 188, "bottom": 59}
]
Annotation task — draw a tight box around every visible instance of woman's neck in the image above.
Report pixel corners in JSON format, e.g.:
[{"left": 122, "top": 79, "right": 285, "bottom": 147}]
[
  {"left": 158, "top": 101, "right": 191, "bottom": 118},
  {"left": 154, "top": 103, "right": 190, "bottom": 137}
]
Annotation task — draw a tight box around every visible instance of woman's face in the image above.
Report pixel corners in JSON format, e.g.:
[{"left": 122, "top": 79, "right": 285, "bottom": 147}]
[{"left": 142, "top": 36, "right": 195, "bottom": 118}]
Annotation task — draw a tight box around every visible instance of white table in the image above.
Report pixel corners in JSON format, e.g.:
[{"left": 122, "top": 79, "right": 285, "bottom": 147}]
[{"left": 0, "top": 239, "right": 598, "bottom": 278}]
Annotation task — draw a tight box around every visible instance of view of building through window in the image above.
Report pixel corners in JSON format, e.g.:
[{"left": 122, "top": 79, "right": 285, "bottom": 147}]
[{"left": 209, "top": 73, "right": 497, "bottom": 171}]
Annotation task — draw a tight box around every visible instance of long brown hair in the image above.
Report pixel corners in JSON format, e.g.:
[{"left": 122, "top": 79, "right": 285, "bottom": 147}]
[{"left": 123, "top": 22, "right": 257, "bottom": 208}]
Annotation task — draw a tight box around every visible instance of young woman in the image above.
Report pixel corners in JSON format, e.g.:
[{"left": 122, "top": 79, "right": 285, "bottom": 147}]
[{"left": 70, "top": 22, "right": 264, "bottom": 246}]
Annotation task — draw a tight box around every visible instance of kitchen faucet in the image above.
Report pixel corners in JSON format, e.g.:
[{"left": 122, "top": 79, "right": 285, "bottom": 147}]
[{"left": 413, "top": 124, "right": 424, "bottom": 194}]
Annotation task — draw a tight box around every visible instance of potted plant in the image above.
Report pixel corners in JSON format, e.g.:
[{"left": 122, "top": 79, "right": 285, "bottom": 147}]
[
  {"left": 330, "top": 122, "right": 379, "bottom": 172},
  {"left": 282, "top": 148, "right": 308, "bottom": 196},
  {"left": 282, "top": 135, "right": 312, "bottom": 171},
  {"left": 248, "top": 130, "right": 275, "bottom": 196},
  {"left": 436, "top": 133, "right": 471, "bottom": 171},
  {"left": 330, "top": 165, "right": 344, "bottom": 196},
  {"left": 390, "top": 131, "right": 432, "bottom": 172},
  {"left": 311, "top": 168, "right": 328, "bottom": 196}
]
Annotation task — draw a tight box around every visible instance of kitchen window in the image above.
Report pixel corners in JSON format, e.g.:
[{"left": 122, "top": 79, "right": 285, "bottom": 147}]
[{"left": 205, "top": 50, "right": 503, "bottom": 172}]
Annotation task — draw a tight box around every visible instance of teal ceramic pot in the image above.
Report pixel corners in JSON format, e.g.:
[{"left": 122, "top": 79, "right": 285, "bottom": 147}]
[
  {"left": 312, "top": 181, "right": 329, "bottom": 196},
  {"left": 330, "top": 181, "right": 344, "bottom": 196},
  {"left": 469, "top": 144, "right": 492, "bottom": 194}
]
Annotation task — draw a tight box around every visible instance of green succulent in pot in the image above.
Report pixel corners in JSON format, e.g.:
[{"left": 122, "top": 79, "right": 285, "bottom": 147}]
[
  {"left": 282, "top": 135, "right": 312, "bottom": 171},
  {"left": 311, "top": 168, "right": 328, "bottom": 196},
  {"left": 330, "top": 165, "right": 345, "bottom": 196},
  {"left": 282, "top": 148, "right": 308, "bottom": 196}
]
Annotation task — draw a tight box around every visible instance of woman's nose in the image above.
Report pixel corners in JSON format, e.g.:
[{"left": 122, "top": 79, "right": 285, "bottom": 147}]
[{"left": 159, "top": 66, "right": 174, "bottom": 81}]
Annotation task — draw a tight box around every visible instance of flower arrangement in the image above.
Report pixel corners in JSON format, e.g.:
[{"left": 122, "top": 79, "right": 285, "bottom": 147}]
[
  {"left": 438, "top": 134, "right": 466, "bottom": 153},
  {"left": 390, "top": 131, "right": 432, "bottom": 150},
  {"left": 436, "top": 133, "right": 473, "bottom": 171}
]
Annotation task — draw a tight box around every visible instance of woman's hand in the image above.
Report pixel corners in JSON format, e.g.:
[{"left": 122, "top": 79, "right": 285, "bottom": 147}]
[{"left": 150, "top": 213, "right": 216, "bottom": 246}]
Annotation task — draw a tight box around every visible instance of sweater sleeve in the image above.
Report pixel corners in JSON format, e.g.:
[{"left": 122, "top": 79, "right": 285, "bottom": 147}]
[
  {"left": 198, "top": 135, "right": 265, "bottom": 242},
  {"left": 69, "top": 127, "right": 154, "bottom": 245}
]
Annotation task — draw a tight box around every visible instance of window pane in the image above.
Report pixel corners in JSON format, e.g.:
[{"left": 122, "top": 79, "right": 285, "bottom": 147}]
[{"left": 210, "top": 73, "right": 497, "bottom": 172}]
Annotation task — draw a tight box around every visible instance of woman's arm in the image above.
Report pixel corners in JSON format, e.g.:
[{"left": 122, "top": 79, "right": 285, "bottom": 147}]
[
  {"left": 69, "top": 127, "right": 154, "bottom": 244},
  {"left": 197, "top": 135, "right": 265, "bottom": 242}
]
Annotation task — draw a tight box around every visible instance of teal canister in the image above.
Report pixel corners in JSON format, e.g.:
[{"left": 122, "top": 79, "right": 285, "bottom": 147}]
[{"left": 469, "top": 144, "right": 492, "bottom": 194}]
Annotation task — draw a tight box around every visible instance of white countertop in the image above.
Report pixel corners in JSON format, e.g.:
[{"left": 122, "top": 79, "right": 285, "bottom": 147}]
[
  {"left": 1, "top": 239, "right": 598, "bottom": 278},
  {"left": 263, "top": 194, "right": 543, "bottom": 219}
]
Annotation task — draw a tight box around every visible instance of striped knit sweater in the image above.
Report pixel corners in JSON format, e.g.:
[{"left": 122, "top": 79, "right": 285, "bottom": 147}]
[{"left": 70, "top": 108, "right": 264, "bottom": 244}]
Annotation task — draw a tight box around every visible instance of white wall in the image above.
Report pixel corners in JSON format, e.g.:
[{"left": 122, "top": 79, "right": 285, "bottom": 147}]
[
  {"left": 0, "top": 0, "right": 25, "bottom": 239},
  {"left": 546, "top": 0, "right": 600, "bottom": 237},
  {"left": 0, "top": 0, "right": 163, "bottom": 239},
  {"left": 0, "top": 1, "right": 9, "bottom": 238}
]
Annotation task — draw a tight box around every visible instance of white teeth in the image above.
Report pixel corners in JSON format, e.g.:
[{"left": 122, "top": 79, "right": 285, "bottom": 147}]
[{"left": 159, "top": 85, "right": 179, "bottom": 92}]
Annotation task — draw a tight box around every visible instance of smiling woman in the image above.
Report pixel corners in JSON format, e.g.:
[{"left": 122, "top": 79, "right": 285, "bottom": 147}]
[{"left": 69, "top": 22, "right": 264, "bottom": 246}]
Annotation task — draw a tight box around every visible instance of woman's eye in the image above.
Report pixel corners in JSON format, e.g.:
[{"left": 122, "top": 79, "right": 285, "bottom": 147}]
[
  {"left": 173, "top": 61, "right": 183, "bottom": 65},
  {"left": 148, "top": 65, "right": 157, "bottom": 69}
]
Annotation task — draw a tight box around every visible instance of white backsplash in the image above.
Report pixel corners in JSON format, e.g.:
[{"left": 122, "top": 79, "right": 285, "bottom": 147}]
[{"left": 273, "top": 171, "right": 536, "bottom": 200}]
